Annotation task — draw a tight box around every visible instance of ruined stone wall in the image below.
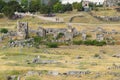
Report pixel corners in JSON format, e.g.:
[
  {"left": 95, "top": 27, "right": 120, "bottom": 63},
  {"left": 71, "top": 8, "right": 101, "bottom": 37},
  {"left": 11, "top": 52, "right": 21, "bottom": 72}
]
[
  {"left": 104, "top": 0, "right": 120, "bottom": 7},
  {"left": 17, "top": 21, "right": 29, "bottom": 39}
]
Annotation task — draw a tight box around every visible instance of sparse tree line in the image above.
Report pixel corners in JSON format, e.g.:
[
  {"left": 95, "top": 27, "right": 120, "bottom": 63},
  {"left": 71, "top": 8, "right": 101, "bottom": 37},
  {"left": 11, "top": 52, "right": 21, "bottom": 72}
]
[{"left": 0, "top": 0, "right": 102, "bottom": 19}]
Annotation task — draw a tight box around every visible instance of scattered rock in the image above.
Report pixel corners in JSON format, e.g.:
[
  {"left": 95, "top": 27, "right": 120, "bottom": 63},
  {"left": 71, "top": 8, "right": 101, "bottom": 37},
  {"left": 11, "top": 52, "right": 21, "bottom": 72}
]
[
  {"left": 48, "top": 71, "right": 59, "bottom": 76},
  {"left": 7, "top": 75, "right": 16, "bottom": 80},
  {"left": 99, "top": 50, "right": 106, "bottom": 54},
  {"left": 25, "top": 71, "right": 40, "bottom": 76},
  {"left": 112, "top": 54, "right": 120, "bottom": 58},
  {"left": 40, "top": 60, "right": 58, "bottom": 64},
  {"left": 66, "top": 70, "right": 91, "bottom": 76},
  {"left": 32, "top": 56, "right": 40, "bottom": 63},
  {"left": 76, "top": 56, "right": 82, "bottom": 59}
]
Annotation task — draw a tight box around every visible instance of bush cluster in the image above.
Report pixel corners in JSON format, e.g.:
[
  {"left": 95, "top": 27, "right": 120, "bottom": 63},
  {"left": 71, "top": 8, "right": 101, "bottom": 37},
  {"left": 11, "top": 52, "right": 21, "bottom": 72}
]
[
  {"left": 0, "top": 14, "right": 4, "bottom": 18},
  {"left": 73, "top": 40, "right": 83, "bottom": 45},
  {"left": 46, "top": 42, "right": 59, "bottom": 48},
  {"left": 73, "top": 40, "right": 106, "bottom": 46},
  {"left": 0, "top": 28, "right": 8, "bottom": 33},
  {"left": 33, "top": 36, "right": 43, "bottom": 48},
  {"left": 56, "top": 33, "right": 64, "bottom": 39}
]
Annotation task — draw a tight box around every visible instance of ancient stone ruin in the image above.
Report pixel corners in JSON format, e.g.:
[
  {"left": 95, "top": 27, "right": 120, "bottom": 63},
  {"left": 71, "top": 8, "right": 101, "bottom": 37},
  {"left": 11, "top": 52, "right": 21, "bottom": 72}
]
[
  {"left": 104, "top": 0, "right": 120, "bottom": 7},
  {"left": 89, "top": 12, "right": 120, "bottom": 22},
  {"left": 0, "top": 21, "right": 120, "bottom": 47},
  {"left": 17, "top": 21, "right": 29, "bottom": 39}
]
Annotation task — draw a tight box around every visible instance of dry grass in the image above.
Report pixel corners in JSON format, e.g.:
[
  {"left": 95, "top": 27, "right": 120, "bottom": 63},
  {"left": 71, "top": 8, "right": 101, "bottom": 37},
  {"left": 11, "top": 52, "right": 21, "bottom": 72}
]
[
  {"left": 0, "top": 45, "right": 120, "bottom": 80},
  {"left": 92, "top": 9, "right": 120, "bottom": 16},
  {"left": 0, "top": 10, "right": 120, "bottom": 80}
]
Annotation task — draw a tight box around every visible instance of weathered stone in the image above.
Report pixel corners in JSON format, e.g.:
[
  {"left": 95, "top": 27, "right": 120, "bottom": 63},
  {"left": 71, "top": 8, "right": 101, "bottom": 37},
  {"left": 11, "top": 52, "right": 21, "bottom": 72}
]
[
  {"left": 64, "top": 32, "right": 73, "bottom": 41},
  {"left": 112, "top": 54, "right": 120, "bottom": 58},
  {"left": 107, "top": 63, "right": 120, "bottom": 70},
  {"left": 26, "top": 71, "right": 39, "bottom": 76},
  {"left": 7, "top": 75, "right": 16, "bottom": 80},
  {"left": 48, "top": 71, "right": 59, "bottom": 76},
  {"left": 32, "top": 56, "right": 40, "bottom": 63},
  {"left": 8, "top": 38, "right": 34, "bottom": 47},
  {"left": 94, "top": 73, "right": 101, "bottom": 78},
  {"left": 82, "top": 32, "right": 87, "bottom": 41},
  {"left": 37, "top": 27, "right": 46, "bottom": 37},
  {"left": 17, "top": 76, "right": 21, "bottom": 80},
  {"left": 104, "top": 0, "right": 120, "bottom": 7},
  {"left": 17, "top": 21, "right": 29, "bottom": 39},
  {"left": 40, "top": 60, "right": 57, "bottom": 64},
  {"left": 76, "top": 56, "right": 82, "bottom": 59},
  {"left": 0, "top": 37, "right": 2, "bottom": 42},
  {"left": 66, "top": 70, "right": 91, "bottom": 75},
  {"left": 96, "top": 34, "right": 104, "bottom": 41},
  {"left": 99, "top": 50, "right": 106, "bottom": 54}
]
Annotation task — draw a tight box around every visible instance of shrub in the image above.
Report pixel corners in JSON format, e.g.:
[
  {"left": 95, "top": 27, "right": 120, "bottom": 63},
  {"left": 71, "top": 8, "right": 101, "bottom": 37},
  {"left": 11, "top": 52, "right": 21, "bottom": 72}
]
[
  {"left": 56, "top": 33, "right": 64, "bottom": 39},
  {"left": 84, "top": 40, "right": 106, "bottom": 46},
  {"left": 33, "top": 36, "right": 42, "bottom": 44},
  {"left": 8, "top": 70, "right": 21, "bottom": 75},
  {"left": 9, "top": 40, "right": 14, "bottom": 43},
  {"left": 46, "top": 42, "right": 58, "bottom": 48},
  {"left": 96, "top": 41, "right": 106, "bottom": 46},
  {"left": 94, "top": 8, "right": 99, "bottom": 11},
  {"left": 73, "top": 40, "right": 83, "bottom": 45},
  {"left": 86, "top": 35, "right": 92, "bottom": 38},
  {"left": 33, "top": 36, "right": 42, "bottom": 48},
  {"left": 0, "top": 28, "right": 8, "bottom": 33},
  {"left": 0, "top": 14, "right": 4, "bottom": 18},
  {"left": 84, "top": 40, "right": 93, "bottom": 45},
  {"left": 77, "top": 2, "right": 83, "bottom": 11},
  {"left": 118, "top": 3, "right": 120, "bottom": 6},
  {"left": 94, "top": 54, "right": 100, "bottom": 57}
]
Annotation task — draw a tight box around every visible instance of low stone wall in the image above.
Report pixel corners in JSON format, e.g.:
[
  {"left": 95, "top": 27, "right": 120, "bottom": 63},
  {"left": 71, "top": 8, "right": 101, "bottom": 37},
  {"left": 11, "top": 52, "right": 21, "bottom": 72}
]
[
  {"left": 69, "top": 15, "right": 84, "bottom": 22},
  {"left": 89, "top": 12, "right": 120, "bottom": 22}
]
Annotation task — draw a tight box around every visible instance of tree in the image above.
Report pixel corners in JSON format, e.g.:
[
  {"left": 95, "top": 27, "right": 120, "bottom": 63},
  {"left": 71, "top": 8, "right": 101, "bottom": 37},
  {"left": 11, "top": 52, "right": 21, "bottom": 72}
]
[
  {"left": 47, "top": 0, "right": 59, "bottom": 6},
  {"left": 21, "top": 0, "right": 29, "bottom": 12},
  {"left": 29, "top": 0, "right": 41, "bottom": 12},
  {"left": 2, "top": 6, "right": 14, "bottom": 18},
  {"left": 89, "top": 2, "right": 96, "bottom": 10},
  {"left": 72, "top": 2, "right": 78, "bottom": 9},
  {"left": 118, "top": 3, "right": 120, "bottom": 6},
  {"left": 63, "top": 3, "right": 73, "bottom": 12},
  {"left": 53, "top": 2, "right": 63, "bottom": 13},
  {"left": 2, "top": 1, "right": 22, "bottom": 18},
  {"left": 0, "top": 28, "right": 8, "bottom": 34},
  {"left": 40, "top": 5, "right": 52, "bottom": 14},
  {"left": 46, "top": 42, "right": 58, "bottom": 48},
  {"left": 77, "top": 2, "right": 83, "bottom": 11},
  {"left": 7, "top": 1, "right": 22, "bottom": 12},
  {"left": 0, "top": 0, "right": 6, "bottom": 12}
]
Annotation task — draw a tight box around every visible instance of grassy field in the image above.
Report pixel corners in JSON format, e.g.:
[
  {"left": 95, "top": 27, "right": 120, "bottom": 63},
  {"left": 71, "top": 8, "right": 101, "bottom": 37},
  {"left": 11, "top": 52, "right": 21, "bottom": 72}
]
[
  {"left": 0, "top": 10, "right": 120, "bottom": 30},
  {"left": 91, "top": 9, "right": 120, "bottom": 16},
  {"left": 0, "top": 10, "right": 120, "bottom": 80},
  {"left": 0, "top": 45, "right": 120, "bottom": 80}
]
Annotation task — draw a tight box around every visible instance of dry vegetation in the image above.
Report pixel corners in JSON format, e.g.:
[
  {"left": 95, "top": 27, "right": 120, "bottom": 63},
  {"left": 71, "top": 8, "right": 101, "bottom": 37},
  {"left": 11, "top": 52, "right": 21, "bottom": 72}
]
[
  {"left": 91, "top": 9, "right": 120, "bottom": 16},
  {"left": 0, "top": 45, "right": 120, "bottom": 80},
  {"left": 0, "top": 10, "right": 120, "bottom": 80}
]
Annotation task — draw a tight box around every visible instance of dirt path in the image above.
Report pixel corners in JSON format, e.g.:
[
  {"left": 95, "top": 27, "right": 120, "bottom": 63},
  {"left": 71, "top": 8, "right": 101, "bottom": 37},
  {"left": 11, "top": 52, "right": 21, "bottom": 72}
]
[{"left": 15, "top": 12, "right": 64, "bottom": 22}]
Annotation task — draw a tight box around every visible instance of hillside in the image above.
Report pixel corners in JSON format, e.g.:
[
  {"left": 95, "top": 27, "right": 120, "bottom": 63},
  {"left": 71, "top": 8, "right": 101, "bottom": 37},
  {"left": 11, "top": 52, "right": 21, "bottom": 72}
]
[{"left": 0, "top": 9, "right": 120, "bottom": 80}]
